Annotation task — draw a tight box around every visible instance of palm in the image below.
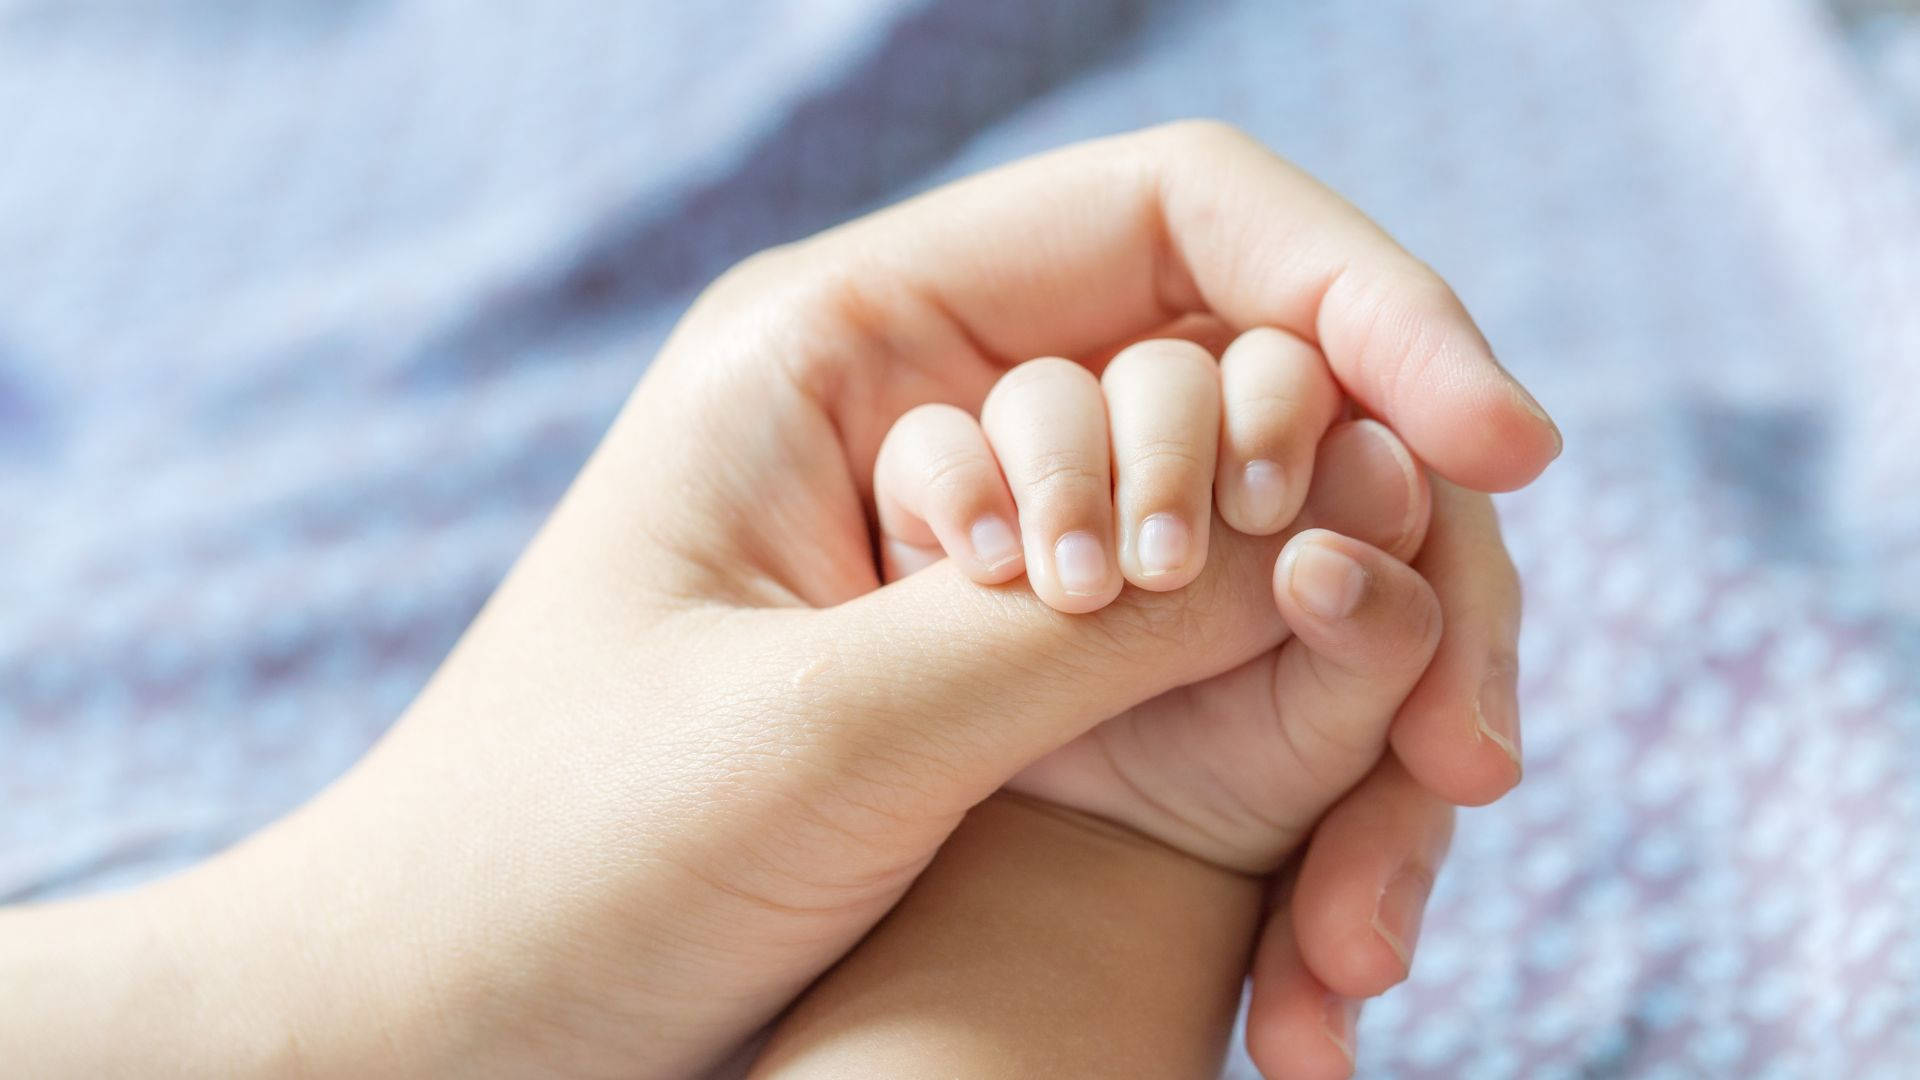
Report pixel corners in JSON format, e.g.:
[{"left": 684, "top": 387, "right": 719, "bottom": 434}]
[{"left": 701, "top": 310, "right": 1358, "bottom": 877}]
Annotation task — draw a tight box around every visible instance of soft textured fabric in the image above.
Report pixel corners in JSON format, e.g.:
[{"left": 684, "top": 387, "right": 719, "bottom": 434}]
[{"left": 3, "top": 1, "right": 1916, "bottom": 1075}]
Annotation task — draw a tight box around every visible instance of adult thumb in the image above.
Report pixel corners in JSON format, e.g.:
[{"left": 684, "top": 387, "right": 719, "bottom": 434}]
[{"left": 800, "top": 420, "right": 1431, "bottom": 809}]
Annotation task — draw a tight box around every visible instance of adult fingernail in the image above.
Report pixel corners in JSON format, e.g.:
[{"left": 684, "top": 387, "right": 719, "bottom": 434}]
[
  {"left": 1511, "top": 380, "right": 1563, "bottom": 460},
  {"left": 1475, "top": 664, "right": 1523, "bottom": 779},
  {"left": 970, "top": 515, "right": 1019, "bottom": 570},
  {"left": 1241, "top": 459, "right": 1288, "bottom": 530},
  {"left": 1136, "top": 513, "right": 1190, "bottom": 576},
  {"left": 1371, "top": 864, "right": 1435, "bottom": 976},
  {"left": 1054, "top": 531, "right": 1108, "bottom": 596},
  {"left": 1289, "top": 541, "right": 1367, "bottom": 619},
  {"left": 1322, "top": 993, "right": 1359, "bottom": 1069},
  {"left": 1309, "top": 421, "right": 1418, "bottom": 553}
]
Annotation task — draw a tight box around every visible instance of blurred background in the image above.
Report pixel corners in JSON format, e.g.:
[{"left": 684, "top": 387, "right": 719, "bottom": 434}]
[{"left": 2, "top": 0, "right": 1916, "bottom": 1075}]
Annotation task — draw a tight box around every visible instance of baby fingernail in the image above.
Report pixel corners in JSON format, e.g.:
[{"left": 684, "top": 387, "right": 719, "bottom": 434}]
[
  {"left": 1289, "top": 541, "right": 1366, "bottom": 619},
  {"left": 1136, "top": 513, "right": 1190, "bottom": 576},
  {"left": 1475, "top": 665, "right": 1522, "bottom": 778},
  {"left": 1054, "top": 531, "right": 1108, "bottom": 596},
  {"left": 1322, "top": 993, "right": 1359, "bottom": 1068},
  {"left": 1241, "top": 459, "right": 1288, "bottom": 529},
  {"left": 970, "top": 515, "right": 1019, "bottom": 569},
  {"left": 1371, "top": 864, "right": 1434, "bottom": 975}
]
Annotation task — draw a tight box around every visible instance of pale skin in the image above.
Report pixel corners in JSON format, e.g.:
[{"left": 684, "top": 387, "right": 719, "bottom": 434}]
[
  {"left": 752, "top": 328, "right": 1488, "bottom": 1079},
  {"left": 0, "top": 122, "right": 1552, "bottom": 1078}
]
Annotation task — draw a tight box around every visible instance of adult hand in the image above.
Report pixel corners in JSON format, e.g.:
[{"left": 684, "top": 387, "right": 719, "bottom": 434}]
[
  {"left": 1245, "top": 480, "right": 1526, "bottom": 1079},
  {"left": 3, "top": 122, "right": 1554, "bottom": 1079}
]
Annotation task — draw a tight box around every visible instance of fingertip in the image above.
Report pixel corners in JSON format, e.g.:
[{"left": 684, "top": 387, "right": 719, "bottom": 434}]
[
  {"left": 964, "top": 514, "right": 1025, "bottom": 583},
  {"left": 1290, "top": 759, "right": 1453, "bottom": 999},
  {"left": 1244, "top": 988, "right": 1360, "bottom": 1080},
  {"left": 1275, "top": 530, "right": 1367, "bottom": 622},
  {"left": 1123, "top": 511, "right": 1205, "bottom": 593},
  {"left": 1272, "top": 530, "right": 1440, "bottom": 672},
  {"left": 1511, "top": 378, "right": 1564, "bottom": 462},
  {"left": 1295, "top": 893, "right": 1415, "bottom": 1000},
  {"left": 1317, "top": 261, "right": 1560, "bottom": 493},
  {"left": 1389, "top": 657, "right": 1524, "bottom": 807},
  {"left": 881, "top": 537, "right": 943, "bottom": 581},
  {"left": 1343, "top": 419, "right": 1428, "bottom": 562},
  {"left": 1433, "top": 361, "right": 1562, "bottom": 494},
  {"left": 1041, "top": 589, "right": 1122, "bottom": 615},
  {"left": 1389, "top": 706, "right": 1520, "bottom": 807},
  {"left": 1442, "top": 393, "right": 1561, "bottom": 494},
  {"left": 1220, "top": 458, "right": 1299, "bottom": 536},
  {"left": 1038, "top": 528, "right": 1121, "bottom": 613},
  {"left": 1300, "top": 420, "right": 1429, "bottom": 559}
]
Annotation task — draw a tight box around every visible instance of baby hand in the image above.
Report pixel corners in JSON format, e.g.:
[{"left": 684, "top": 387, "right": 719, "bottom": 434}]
[
  {"left": 873, "top": 327, "right": 1345, "bottom": 612},
  {"left": 872, "top": 326, "right": 1441, "bottom": 873}
]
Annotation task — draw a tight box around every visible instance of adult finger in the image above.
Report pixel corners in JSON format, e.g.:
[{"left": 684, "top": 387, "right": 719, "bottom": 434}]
[
  {"left": 1244, "top": 873, "right": 1364, "bottom": 1080},
  {"left": 1288, "top": 755, "right": 1456, "bottom": 998},
  {"left": 781, "top": 120, "right": 1560, "bottom": 492},
  {"left": 806, "top": 422, "right": 1427, "bottom": 811},
  {"left": 1389, "top": 479, "right": 1526, "bottom": 806}
]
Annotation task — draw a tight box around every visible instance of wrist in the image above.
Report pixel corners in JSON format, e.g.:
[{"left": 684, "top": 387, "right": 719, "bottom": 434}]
[{"left": 752, "top": 790, "right": 1265, "bottom": 1078}]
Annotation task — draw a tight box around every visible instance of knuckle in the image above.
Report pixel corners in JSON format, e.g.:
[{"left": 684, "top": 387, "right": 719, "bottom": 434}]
[
  {"left": 984, "top": 356, "right": 1093, "bottom": 415},
  {"left": 1122, "top": 437, "right": 1208, "bottom": 477},
  {"left": 707, "top": 243, "right": 799, "bottom": 302},
  {"left": 918, "top": 445, "right": 994, "bottom": 501},
  {"left": 1230, "top": 324, "right": 1311, "bottom": 355},
  {"left": 1020, "top": 448, "right": 1107, "bottom": 496},
  {"left": 899, "top": 401, "right": 970, "bottom": 428},
  {"left": 1105, "top": 337, "right": 1217, "bottom": 382},
  {"left": 803, "top": 265, "right": 897, "bottom": 355},
  {"left": 1330, "top": 261, "right": 1461, "bottom": 414},
  {"left": 1227, "top": 386, "right": 1311, "bottom": 433},
  {"left": 1155, "top": 117, "right": 1255, "bottom": 156},
  {"left": 1008, "top": 354, "right": 1091, "bottom": 390},
  {"left": 1285, "top": 662, "right": 1381, "bottom": 762}
]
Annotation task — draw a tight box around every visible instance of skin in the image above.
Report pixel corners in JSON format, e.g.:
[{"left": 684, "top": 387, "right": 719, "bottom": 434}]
[
  {"left": 0, "top": 122, "right": 1552, "bottom": 1078},
  {"left": 864, "top": 322, "right": 1520, "bottom": 1074},
  {"left": 871, "top": 328, "right": 1435, "bottom": 872},
  {"left": 877, "top": 328, "right": 1347, "bottom": 606},
  {"left": 749, "top": 792, "right": 1267, "bottom": 1080},
  {"left": 764, "top": 379, "right": 1455, "bottom": 1079}
]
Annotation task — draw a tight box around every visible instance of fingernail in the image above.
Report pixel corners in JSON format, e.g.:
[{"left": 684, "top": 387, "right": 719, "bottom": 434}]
[
  {"left": 1474, "top": 665, "right": 1523, "bottom": 779},
  {"left": 1309, "top": 421, "right": 1419, "bottom": 554},
  {"left": 1241, "top": 459, "right": 1288, "bottom": 530},
  {"left": 970, "top": 515, "right": 1020, "bottom": 570},
  {"left": 1322, "top": 993, "right": 1359, "bottom": 1069},
  {"left": 1511, "top": 381, "right": 1563, "bottom": 460},
  {"left": 1371, "top": 864, "right": 1434, "bottom": 975},
  {"left": 1288, "top": 541, "right": 1367, "bottom": 619},
  {"left": 1135, "top": 513, "right": 1191, "bottom": 576},
  {"left": 1053, "top": 531, "right": 1108, "bottom": 596}
]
